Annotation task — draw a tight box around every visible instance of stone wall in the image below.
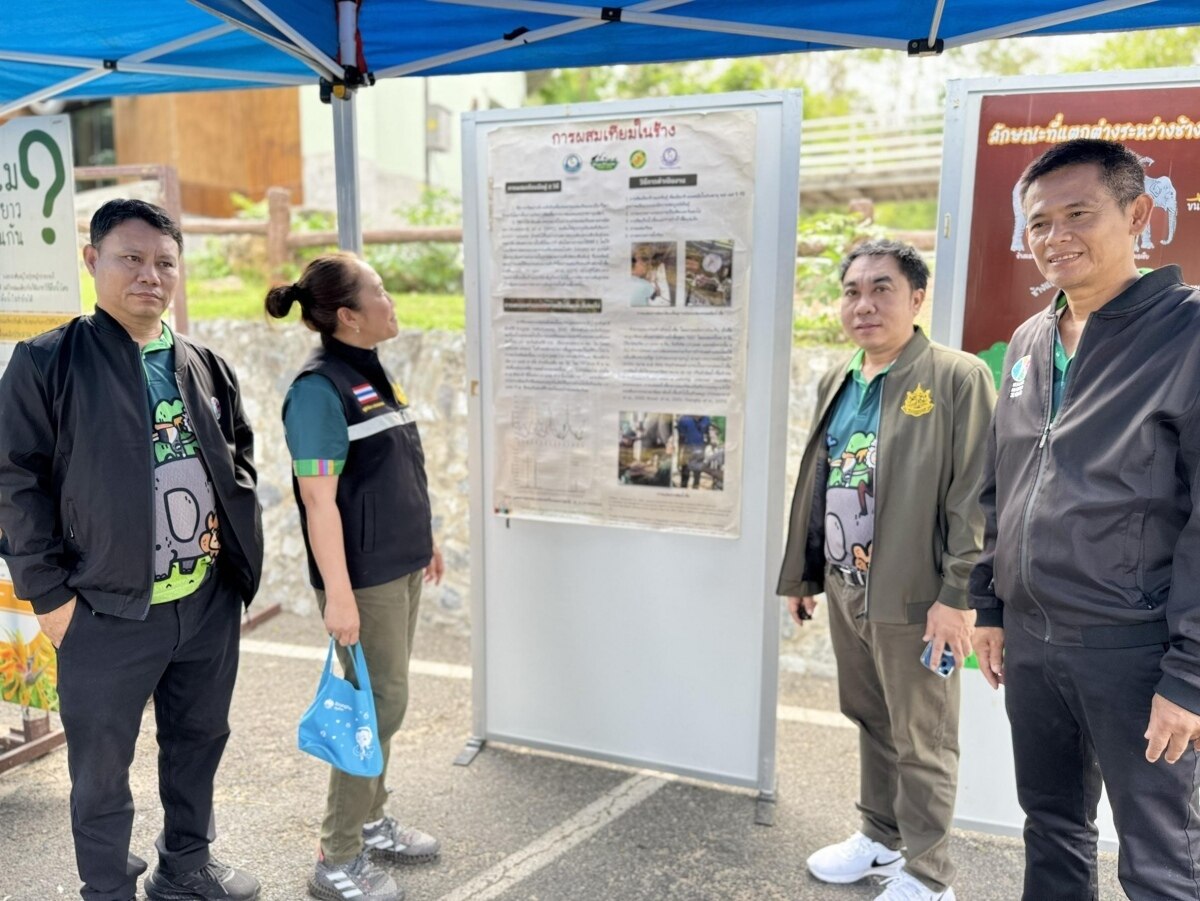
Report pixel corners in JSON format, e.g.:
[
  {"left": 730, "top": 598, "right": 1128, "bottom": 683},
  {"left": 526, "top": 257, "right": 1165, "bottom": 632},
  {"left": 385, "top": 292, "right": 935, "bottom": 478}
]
[{"left": 192, "top": 321, "right": 845, "bottom": 676}]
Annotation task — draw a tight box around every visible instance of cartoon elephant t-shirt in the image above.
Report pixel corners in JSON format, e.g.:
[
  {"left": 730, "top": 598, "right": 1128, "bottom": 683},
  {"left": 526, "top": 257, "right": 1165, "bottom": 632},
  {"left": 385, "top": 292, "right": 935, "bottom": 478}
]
[
  {"left": 823, "top": 352, "right": 883, "bottom": 579},
  {"left": 142, "top": 325, "right": 220, "bottom": 604}
]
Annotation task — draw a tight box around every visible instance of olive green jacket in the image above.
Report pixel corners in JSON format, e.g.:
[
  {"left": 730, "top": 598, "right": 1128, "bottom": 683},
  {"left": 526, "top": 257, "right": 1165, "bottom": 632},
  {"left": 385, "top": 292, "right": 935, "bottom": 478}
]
[{"left": 777, "top": 328, "right": 996, "bottom": 624}]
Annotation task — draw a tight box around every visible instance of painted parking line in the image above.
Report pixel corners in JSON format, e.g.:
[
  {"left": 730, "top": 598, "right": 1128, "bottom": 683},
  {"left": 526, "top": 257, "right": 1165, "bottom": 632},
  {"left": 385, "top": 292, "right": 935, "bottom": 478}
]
[
  {"left": 435, "top": 773, "right": 667, "bottom": 901},
  {"left": 239, "top": 638, "right": 472, "bottom": 680},
  {"left": 240, "top": 638, "right": 850, "bottom": 727},
  {"left": 775, "top": 705, "right": 855, "bottom": 730}
]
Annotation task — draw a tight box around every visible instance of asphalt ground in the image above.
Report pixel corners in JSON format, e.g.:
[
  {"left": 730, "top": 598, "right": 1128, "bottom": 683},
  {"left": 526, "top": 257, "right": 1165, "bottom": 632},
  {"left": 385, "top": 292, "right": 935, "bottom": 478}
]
[{"left": 0, "top": 611, "right": 1124, "bottom": 901}]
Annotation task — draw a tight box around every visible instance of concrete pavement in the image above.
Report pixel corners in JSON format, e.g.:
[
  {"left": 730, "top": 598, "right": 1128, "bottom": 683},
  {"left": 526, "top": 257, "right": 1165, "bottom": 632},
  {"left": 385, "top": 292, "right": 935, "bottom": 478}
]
[{"left": 0, "top": 611, "right": 1123, "bottom": 900}]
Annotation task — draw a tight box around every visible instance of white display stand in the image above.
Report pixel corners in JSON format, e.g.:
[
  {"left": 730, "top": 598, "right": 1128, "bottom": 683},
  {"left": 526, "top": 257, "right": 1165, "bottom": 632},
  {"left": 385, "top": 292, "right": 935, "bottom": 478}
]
[
  {"left": 932, "top": 69, "right": 1200, "bottom": 848},
  {"left": 460, "top": 91, "right": 801, "bottom": 796}
]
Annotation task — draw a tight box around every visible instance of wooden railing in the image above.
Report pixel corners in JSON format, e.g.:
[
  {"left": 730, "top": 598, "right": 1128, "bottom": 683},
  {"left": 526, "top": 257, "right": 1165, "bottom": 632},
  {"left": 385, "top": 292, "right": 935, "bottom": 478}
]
[{"left": 799, "top": 111, "right": 945, "bottom": 206}]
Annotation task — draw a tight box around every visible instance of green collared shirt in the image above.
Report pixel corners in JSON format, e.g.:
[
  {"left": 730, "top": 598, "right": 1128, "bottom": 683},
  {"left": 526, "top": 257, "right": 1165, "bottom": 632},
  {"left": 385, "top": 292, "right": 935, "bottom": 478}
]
[
  {"left": 1052, "top": 296, "right": 1073, "bottom": 421},
  {"left": 823, "top": 349, "right": 889, "bottom": 574},
  {"left": 144, "top": 323, "right": 220, "bottom": 603}
]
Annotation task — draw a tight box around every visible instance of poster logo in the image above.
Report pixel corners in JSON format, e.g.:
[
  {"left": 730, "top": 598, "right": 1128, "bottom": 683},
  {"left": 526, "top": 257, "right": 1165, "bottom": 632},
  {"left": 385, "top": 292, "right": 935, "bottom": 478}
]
[
  {"left": 661, "top": 147, "right": 680, "bottom": 168},
  {"left": 590, "top": 154, "right": 618, "bottom": 171},
  {"left": 1009, "top": 355, "right": 1031, "bottom": 399},
  {"left": 563, "top": 153, "right": 582, "bottom": 174},
  {"left": 630, "top": 149, "right": 647, "bottom": 169},
  {"left": 900, "top": 384, "right": 934, "bottom": 417}
]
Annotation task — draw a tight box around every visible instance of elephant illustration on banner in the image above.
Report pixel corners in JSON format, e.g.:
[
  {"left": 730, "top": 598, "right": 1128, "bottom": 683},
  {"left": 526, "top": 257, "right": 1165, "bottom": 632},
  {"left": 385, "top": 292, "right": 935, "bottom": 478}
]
[
  {"left": 1009, "top": 158, "right": 1177, "bottom": 253},
  {"left": 1140, "top": 172, "right": 1177, "bottom": 250}
]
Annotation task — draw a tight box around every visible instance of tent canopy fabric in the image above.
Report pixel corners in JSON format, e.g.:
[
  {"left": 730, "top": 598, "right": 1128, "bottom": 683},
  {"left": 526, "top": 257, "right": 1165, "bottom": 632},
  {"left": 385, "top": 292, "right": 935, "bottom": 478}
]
[{"left": 2, "top": 0, "right": 1199, "bottom": 114}]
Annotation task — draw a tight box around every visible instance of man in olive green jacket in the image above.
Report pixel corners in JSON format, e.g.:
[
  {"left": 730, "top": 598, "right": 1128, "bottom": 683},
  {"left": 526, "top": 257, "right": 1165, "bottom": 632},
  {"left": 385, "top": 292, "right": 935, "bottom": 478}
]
[{"left": 778, "top": 240, "right": 995, "bottom": 901}]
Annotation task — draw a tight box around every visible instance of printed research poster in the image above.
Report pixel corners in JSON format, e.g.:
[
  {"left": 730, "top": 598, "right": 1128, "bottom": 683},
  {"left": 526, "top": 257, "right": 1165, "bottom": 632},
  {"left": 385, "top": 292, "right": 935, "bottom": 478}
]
[{"left": 487, "top": 109, "right": 756, "bottom": 536}]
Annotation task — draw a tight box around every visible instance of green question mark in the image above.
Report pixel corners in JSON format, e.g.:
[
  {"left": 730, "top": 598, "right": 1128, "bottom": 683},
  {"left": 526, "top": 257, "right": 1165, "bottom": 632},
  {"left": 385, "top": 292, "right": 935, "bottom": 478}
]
[{"left": 18, "top": 129, "right": 66, "bottom": 245}]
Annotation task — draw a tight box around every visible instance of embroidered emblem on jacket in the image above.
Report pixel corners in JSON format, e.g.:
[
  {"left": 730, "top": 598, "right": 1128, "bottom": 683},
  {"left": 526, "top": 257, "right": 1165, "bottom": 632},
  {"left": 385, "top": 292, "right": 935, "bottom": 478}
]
[
  {"left": 901, "top": 384, "right": 934, "bottom": 417},
  {"left": 1009, "top": 355, "right": 1030, "bottom": 399}
]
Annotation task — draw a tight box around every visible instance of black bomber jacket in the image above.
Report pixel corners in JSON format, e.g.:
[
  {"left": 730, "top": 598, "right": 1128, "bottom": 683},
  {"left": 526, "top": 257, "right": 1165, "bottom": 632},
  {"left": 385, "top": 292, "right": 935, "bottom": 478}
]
[
  {"left": 0, "top": 307, "right": 263, "bottom": 619},
  {"left": 970, "top": 266, "right": 1200, "bottom": 713}
]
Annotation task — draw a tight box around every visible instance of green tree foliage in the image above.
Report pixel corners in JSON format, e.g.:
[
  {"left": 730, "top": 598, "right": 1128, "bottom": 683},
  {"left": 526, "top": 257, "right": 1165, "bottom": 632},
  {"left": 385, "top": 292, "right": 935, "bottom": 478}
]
[
  {"left": 529, "top": 58, "right": 861, "bottom": 119},
  {"left": 1063, "top": 26, "right": 1200, "bottom": 71},
  {"left": 366, "top": 189, "right": 464, "bottom": 294},
  {"left": 793, "top": 210, "right": 885, "bottom": 344},
  {"left": 873, "top": 200, "right": 938, "bottom": 230}
]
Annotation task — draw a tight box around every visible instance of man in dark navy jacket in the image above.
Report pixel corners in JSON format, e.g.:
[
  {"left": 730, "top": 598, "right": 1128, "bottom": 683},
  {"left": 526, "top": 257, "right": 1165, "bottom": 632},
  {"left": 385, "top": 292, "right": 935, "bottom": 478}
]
[
  {"left": 0, "top": 199, "right": 263, "bottom": 901},
  {"left": 972, "top": 140, "right": 1200, "bottom": 901}
]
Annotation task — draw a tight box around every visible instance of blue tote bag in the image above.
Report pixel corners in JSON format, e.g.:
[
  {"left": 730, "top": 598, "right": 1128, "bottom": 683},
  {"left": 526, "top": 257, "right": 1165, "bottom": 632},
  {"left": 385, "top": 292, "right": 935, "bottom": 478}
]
[{"left": 298, "top": 639, "right": 384, "bottom": 777}]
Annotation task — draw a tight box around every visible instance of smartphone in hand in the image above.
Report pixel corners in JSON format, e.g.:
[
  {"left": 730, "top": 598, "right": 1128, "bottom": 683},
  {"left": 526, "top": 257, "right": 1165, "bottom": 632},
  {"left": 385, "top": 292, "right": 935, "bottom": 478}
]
[{"left": 920, "top": 641, "right": 955, "bottom": 678}]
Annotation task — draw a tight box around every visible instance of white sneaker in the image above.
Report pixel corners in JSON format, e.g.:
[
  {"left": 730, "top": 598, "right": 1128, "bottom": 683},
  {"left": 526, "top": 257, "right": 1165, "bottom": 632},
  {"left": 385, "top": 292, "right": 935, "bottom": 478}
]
[
  {"left": 875, "top": 871, "right": 956, "bottom": 901},
  {"left": 806, "top": 831, "right": 904, "bottom": 883}
]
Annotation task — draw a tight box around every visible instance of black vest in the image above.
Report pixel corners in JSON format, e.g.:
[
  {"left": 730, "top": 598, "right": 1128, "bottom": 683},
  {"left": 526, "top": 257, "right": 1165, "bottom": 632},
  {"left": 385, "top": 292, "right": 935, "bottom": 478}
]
[{"left": 291, "top": 337, "right": 433, "bottom": 590}]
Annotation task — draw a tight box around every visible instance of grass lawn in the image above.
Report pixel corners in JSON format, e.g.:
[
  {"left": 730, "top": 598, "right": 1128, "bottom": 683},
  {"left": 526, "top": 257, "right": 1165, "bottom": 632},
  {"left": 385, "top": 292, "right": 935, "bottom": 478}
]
[
  {"left": 80, "top": 272, "right": 828, "bottom": 344},
  {"left": 77, "top": 273, "right": 467, "bottom": 331}
]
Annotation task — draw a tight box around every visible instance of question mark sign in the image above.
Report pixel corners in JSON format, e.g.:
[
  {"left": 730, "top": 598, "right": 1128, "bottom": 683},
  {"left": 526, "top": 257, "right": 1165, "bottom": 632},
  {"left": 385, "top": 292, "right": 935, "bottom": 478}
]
[{"left": 18, "top": 129, "right": 66, "bottom": 245}]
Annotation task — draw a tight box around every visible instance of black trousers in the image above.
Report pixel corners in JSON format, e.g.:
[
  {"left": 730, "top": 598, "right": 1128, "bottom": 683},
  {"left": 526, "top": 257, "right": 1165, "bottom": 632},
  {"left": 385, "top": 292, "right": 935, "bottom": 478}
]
[
  {"left": 56, "top": 573, "right": 241, "bottom": 901},
  {"left": 1004, "top": 624, "right": 1200, "bottom": 901}
]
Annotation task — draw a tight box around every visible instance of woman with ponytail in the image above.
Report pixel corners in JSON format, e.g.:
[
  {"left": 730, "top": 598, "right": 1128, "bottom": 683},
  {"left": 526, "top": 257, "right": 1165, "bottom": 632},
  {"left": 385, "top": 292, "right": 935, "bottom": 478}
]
[{"left": 266, "top": 253, "right": 443, "bottom": 901}]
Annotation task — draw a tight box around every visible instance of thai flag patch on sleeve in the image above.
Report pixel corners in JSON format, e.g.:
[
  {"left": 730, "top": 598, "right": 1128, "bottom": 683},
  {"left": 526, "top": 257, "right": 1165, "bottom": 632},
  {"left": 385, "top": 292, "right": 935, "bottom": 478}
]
[{"left": 352, "top": 383, "right": 383, "bottom": 412}]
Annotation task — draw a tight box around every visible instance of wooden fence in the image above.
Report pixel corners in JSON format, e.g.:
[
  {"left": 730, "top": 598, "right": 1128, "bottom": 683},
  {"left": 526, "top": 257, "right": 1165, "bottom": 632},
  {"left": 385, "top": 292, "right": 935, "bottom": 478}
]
[{"left": 800, "top": 111, "right": 945, "bottom": 207}]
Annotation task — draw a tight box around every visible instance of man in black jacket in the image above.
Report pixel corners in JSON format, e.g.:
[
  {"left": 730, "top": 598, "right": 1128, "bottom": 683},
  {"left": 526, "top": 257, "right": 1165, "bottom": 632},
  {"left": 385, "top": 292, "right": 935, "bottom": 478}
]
[
  {"left": 971, "top": 140, "right": 1200, "bottom": 900},
  {"left": 0, "top": 200, "right": 263, "bottom": 901}
]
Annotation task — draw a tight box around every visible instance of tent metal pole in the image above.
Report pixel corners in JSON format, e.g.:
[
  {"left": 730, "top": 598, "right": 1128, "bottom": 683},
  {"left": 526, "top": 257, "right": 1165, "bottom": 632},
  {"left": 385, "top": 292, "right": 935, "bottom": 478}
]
[
  {"left": 433, "top": 0, "right": 905, "bottom": 50},
  {"left": 0, "top": 49, "right": 102, "bottom": 67},
  {"left": 0, "top": 70, "right": 108, "bottom": 119},
  {"left": 948, "top": 0, "right": 1155, "bottom": 47},
  {"left": 332, "top": 94, "right": 364, "bottom": 254},
  {"left": 927, "top": 0, "right": 948, "bottom": 44},
  {"left": 0, "top": 24, "right": 279, "bottom": 117},
  {"left": 119, "top": 62, "right": 309, "bottom": 84},
  {"left": 378, "top": 0, "right": 689, "bottom": 78},
  {"left": 241, "top": 0, "right": 343, "bottom": 76}
]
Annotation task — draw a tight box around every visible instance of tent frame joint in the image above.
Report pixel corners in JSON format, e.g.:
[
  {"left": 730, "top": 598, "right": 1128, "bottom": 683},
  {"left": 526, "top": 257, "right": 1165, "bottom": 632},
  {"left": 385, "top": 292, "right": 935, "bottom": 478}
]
[
  {"left": 601, "top": 6, "right": 623, "bottom": 22},
  {"left": 103, "top": 59, "right": 118, "bottom": 70},
  {"left": 907, "top": 36, "right": 944, "bottom": 56},
  {"left": 318, "top": 67, "right": 375, "bottom": 104}
]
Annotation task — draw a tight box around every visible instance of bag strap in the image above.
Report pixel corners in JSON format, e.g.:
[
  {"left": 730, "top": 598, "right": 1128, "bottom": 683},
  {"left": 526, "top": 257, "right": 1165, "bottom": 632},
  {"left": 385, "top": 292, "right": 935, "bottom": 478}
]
[
  {"left": 349, "top": 642, "right": 373, "bottom": 695},
  {"left": 316, "top": 637, "right": 337, "bottom": 687}
]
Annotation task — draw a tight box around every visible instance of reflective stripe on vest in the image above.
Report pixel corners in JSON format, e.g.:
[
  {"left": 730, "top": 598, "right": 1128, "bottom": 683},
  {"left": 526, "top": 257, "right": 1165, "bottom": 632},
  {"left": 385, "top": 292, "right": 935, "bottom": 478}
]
[{"left": 346, "top": 408, "right": 414, "bottom": 442}]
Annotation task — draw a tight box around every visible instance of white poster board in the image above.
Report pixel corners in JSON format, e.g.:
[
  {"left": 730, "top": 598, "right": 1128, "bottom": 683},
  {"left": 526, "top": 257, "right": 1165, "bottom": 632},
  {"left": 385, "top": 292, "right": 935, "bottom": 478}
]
[
  {"left": 0, "top": 114, "right": 79, "bottom": 711},
  {"left": 463, "top": 91, "right": 801, "bottom": 791},
  {"left": 932, "top": 69, "right": 1200, "bottom": 847}
]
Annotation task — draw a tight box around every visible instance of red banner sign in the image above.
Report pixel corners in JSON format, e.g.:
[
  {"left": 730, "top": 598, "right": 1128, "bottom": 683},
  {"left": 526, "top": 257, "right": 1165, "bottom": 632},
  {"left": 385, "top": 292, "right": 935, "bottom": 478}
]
[{"left": 962, "top": 88, "right": 1200, "bottom": 379}]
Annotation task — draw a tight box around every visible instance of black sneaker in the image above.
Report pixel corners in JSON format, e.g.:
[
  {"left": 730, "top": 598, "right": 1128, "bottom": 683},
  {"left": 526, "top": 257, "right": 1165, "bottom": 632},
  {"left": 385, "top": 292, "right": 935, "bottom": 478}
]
[{"left": 144, "top": 859, "right": 261, "bottom": 901}]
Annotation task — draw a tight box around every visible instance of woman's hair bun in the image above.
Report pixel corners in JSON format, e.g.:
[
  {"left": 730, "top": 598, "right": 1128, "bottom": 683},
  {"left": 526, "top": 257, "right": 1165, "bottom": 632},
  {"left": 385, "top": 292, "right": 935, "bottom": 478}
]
[{"left": 264, "top": 283, "right": 305, "bottom": 319}]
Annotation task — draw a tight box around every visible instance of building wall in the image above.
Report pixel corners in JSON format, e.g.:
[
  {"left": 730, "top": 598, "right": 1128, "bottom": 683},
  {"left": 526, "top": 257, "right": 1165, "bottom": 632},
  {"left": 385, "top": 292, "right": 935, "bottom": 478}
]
[
  {"left": 300, "top": 72, "right": 527, "bottom": 224},
  {"left": 113, "top": 87, "right": 303, "bottom": 216}
]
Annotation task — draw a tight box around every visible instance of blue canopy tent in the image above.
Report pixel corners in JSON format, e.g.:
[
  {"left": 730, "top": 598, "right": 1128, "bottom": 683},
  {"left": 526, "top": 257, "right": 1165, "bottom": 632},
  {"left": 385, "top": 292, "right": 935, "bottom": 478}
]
[{"left": 3, "top": 0, "right": 1199, "bottom": 245}]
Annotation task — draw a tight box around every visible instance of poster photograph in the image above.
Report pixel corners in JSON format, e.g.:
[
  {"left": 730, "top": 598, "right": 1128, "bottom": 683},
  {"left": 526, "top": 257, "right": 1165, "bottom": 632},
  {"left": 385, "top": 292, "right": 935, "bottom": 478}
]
[
  {"left": 487, "top": 108, "right": 756, "bottom": 536},
  {"left": 618, "top": 411, "right": 726, "bottom": 491},
  {"left": 962, "top": 88, "right": 1200, "bottom": 381}
]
